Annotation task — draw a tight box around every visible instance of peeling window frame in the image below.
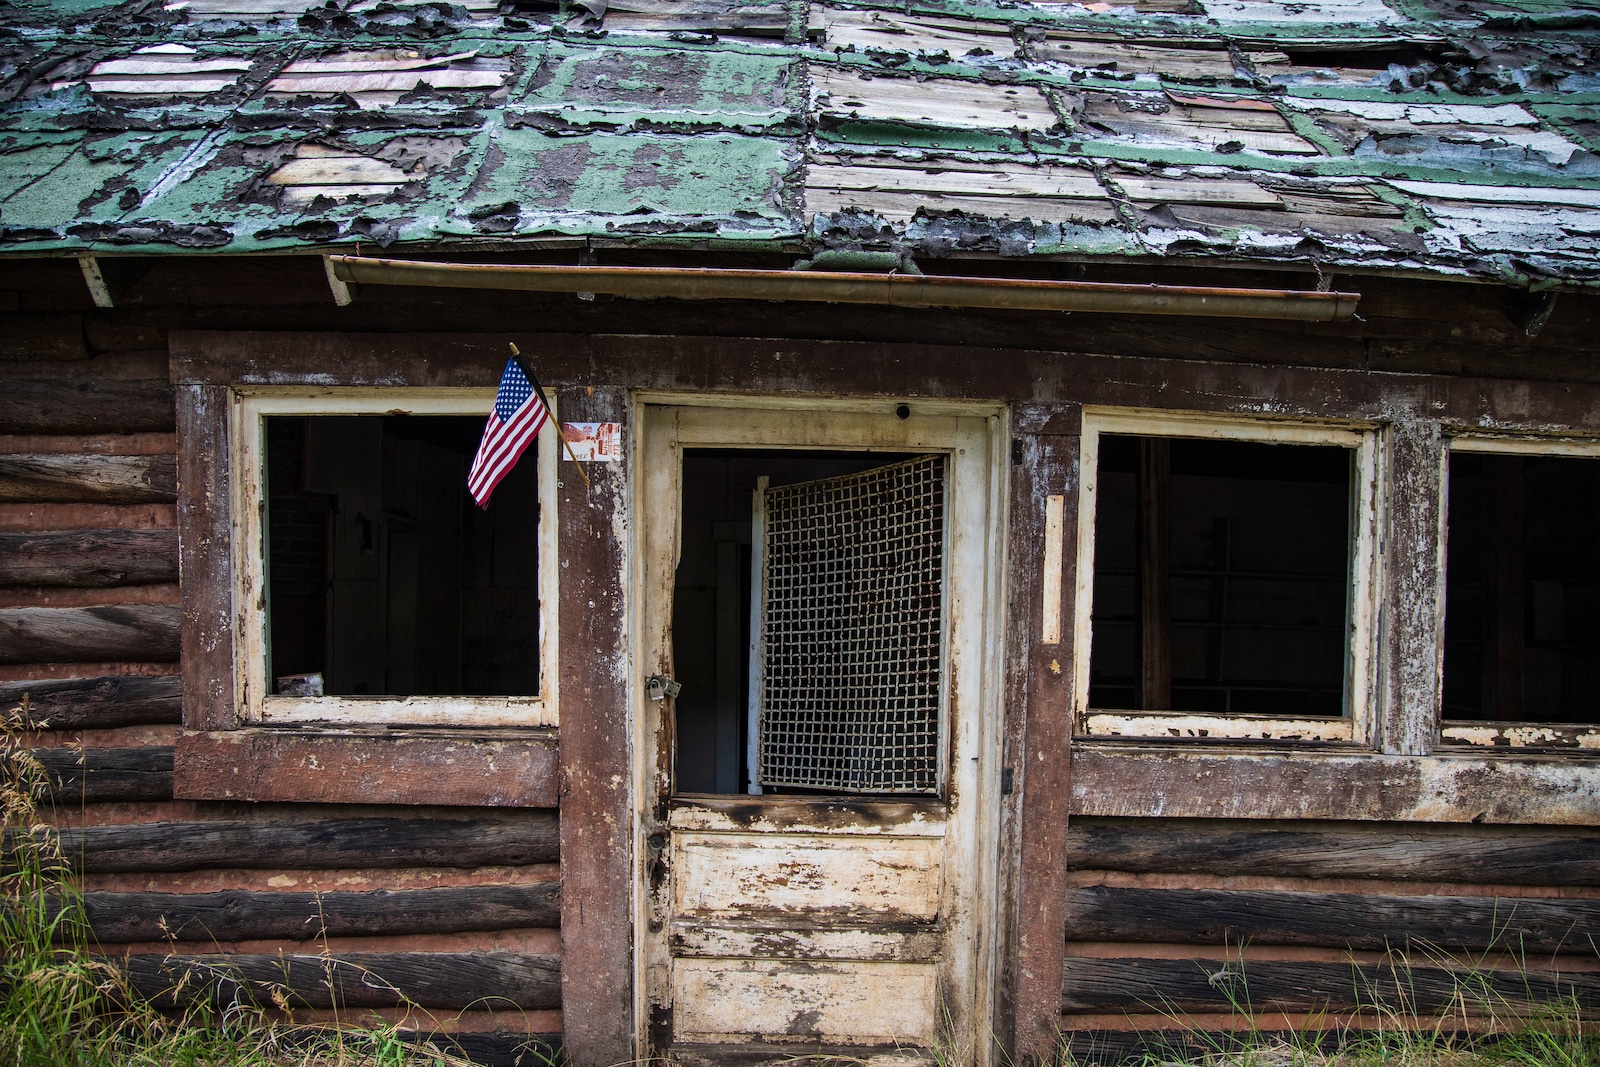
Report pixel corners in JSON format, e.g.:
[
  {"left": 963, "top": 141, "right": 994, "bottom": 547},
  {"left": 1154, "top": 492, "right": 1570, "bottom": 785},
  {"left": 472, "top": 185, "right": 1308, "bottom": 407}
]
[
  {"left": 231, "top": 388, "right": 561, "bottom": 728},
  {"left": 1071, "top": 407, "right": 1382, "bottom": 745},
  {"left": 1438, "top": 432, "right": 1600, "bottom": 752}
]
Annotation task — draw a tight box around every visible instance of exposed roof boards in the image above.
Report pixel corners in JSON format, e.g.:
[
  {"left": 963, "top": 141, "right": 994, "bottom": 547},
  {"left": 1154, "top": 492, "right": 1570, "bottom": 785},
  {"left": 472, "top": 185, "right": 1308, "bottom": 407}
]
[
  {"left": 78, "top": 45, "right": 251, "bottom": 97},
  {"left": 1078, "top": 92, "right": 1321, "bottom": 154},
  {"left": 813, "top": 66, "right": 1059, "bottom": 132},
  {"left": 266, "top": 50, "right": 510, "bottom": 108},
  {"left": 806, "top": 158, "right": 1118, "bottom": 222},
  {"left": 824, "top": 10, "right": 1018, "bottom": 60},
  {"left": 1028, "top": 36, "right": 1241, "bottom": 83},
  {"left": 267, "top": 143, "right": 418, "bottom": 205}
]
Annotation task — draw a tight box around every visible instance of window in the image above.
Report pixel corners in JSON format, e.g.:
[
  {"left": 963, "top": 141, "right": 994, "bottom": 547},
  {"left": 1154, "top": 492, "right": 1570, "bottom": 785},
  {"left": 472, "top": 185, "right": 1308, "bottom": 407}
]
[
  {"left": 1073, "top": 410, "right": 1379, "bottom": 742},
  {"left": 1441, "top": 437, "right": 1600, "bottom": 745},
  {"left": 234, "top": 392, "right": 559, "bottom": 726}
]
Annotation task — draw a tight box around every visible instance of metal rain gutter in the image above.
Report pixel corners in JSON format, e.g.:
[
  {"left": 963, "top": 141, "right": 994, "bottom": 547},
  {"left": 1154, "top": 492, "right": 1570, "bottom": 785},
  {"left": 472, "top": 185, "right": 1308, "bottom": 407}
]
[{"left": 326, "top": 255, "right": 1360, "bottom": 322}]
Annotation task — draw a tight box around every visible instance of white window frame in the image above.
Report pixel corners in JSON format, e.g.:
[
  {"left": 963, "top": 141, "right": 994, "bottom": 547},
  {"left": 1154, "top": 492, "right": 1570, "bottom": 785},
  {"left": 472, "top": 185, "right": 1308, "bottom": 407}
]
[
  {"left": 231, "top": 388, "right": 560, "bottom": 727},
  {"left": 1439, "top": 432, "right": 1600, "bottom": 750},
  {"left": 1072, "top": 407, "right": 1381, "bottom": 744}
]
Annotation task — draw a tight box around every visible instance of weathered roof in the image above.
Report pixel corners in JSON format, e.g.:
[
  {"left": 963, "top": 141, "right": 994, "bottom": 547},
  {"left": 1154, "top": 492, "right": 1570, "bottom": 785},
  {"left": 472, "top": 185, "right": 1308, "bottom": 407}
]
[{"left": 0, "top": 0, "right": 1597, "bottom": 283}]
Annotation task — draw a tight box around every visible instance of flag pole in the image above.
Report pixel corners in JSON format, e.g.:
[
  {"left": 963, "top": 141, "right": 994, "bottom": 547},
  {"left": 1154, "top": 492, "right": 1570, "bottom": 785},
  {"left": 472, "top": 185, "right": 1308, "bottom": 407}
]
[{"left": 509, "top": 342, "right": 590, "bottom": 489}]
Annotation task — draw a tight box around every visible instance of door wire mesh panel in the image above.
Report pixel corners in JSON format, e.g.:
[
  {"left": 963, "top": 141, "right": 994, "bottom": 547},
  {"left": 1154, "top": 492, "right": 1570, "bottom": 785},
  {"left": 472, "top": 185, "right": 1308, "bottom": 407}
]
[{"left": 758, "top": 455, "right": 946, "bottom": 794}]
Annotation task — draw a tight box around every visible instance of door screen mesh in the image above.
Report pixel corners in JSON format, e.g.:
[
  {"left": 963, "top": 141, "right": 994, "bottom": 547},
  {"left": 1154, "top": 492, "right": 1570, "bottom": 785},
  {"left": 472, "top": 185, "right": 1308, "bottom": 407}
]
[{"left": 757, "top": 455, "right": 946, "bottom": 794}]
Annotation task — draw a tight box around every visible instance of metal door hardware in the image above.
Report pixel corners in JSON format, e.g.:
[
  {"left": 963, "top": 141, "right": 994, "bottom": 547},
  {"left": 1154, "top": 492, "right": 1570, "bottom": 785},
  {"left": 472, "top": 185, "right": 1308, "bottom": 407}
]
[{"left": 646, "top": 675, "right": 682, "bottom": 701}]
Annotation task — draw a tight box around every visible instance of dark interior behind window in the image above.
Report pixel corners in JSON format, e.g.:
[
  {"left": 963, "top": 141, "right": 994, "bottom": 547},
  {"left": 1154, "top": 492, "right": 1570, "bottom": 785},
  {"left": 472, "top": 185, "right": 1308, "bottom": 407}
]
[
  {"left": 1089, "top": 435, "right": 1354, "bottom": 717},
  {"left": 265, "top": 415, "right": 540, "bottom": 698},
  {"left": 1443, "top": 452, "right": 1600, "bottom": 723}
]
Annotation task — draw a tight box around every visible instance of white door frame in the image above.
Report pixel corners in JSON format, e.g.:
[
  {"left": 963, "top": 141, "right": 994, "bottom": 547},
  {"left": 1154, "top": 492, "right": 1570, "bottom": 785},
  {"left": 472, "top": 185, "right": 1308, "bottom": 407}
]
[{"left": 628, "top": 392, "right": 1009, "bottom": 1064}]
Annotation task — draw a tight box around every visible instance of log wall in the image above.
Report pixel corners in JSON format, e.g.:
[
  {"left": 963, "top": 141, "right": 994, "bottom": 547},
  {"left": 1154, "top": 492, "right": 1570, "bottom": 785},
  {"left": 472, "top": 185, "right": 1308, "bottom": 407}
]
[
  {"left": 1059, "top": 816, "right": 1600, "bottom": 1065},
  {"left": 0, "top": 260, "right": 560, "bottom": 1065},
  {"left": 5, "top": 254, "right": 1600, "bottom": 1066}
]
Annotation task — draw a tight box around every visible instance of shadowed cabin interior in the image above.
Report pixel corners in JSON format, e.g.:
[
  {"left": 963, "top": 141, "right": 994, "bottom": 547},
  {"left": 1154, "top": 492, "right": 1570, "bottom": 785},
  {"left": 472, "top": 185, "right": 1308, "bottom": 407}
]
[
  {"left": 265, "top": 414, "right": 541, "bottom": 697},
  {"left": 1089, "top": 435, "right": 1355, "bottom": 717},
  {"left": 1443, "top": 451, "right": 1600, "bottom": 723}
]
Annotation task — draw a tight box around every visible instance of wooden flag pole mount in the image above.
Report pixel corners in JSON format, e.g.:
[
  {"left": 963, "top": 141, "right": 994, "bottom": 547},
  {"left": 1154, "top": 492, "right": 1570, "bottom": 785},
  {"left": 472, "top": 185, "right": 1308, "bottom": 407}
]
[{"left": 510, "top": 343, "right": 590, "bottom": 489}]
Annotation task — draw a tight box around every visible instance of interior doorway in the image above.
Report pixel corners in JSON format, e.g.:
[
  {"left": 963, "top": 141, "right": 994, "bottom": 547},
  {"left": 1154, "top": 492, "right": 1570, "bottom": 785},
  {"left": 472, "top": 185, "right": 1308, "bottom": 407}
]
[{"left": 635, "top": 399, "right": 1006, "bottom": 1066}]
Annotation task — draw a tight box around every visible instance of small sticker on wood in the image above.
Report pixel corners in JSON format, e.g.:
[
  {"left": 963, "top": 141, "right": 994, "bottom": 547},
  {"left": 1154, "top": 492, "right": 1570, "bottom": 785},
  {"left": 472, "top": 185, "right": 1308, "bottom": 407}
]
[{"left": 562, "top": 422, "right": 622, "bottom": 462}]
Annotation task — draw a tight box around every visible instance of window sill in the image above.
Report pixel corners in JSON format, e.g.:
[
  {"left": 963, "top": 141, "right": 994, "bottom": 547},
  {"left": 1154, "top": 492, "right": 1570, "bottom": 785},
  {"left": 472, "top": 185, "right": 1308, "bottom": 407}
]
[
  {"left": 173, "top": 727, "right": 559, "bottom": 808},
  {"left": 1077, "top": 710, "right": 1356, "bottom": 744},
  {"left": 1069, "top": 745, "right": 1600, "bottom": 825},
  {"left": 1440, "top": 720, "right": 1600, "bottom": 751}
]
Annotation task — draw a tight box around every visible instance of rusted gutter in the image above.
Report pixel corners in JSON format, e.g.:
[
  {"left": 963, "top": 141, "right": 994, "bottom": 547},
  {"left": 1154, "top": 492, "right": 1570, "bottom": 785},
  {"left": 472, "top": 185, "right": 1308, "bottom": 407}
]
[{"left": 327, "top": 254, "right": 1360, "bottom": 321}]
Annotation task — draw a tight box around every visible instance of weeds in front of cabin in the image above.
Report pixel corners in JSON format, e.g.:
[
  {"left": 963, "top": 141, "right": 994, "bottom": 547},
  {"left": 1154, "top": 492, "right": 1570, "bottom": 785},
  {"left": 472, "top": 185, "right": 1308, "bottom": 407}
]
[
  {"left": 1056, "top": 935, "right": 1600, "bottom": 1067},
  {"left": 0, "top": 694, "right": 479, "bottom": 1067}
]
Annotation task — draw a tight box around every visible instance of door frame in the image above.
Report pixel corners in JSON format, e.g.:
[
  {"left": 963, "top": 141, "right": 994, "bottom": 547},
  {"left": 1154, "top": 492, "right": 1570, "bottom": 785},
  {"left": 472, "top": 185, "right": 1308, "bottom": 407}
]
[{"left": 628, "top": 392, "right": 1010, "bottom": 1063}]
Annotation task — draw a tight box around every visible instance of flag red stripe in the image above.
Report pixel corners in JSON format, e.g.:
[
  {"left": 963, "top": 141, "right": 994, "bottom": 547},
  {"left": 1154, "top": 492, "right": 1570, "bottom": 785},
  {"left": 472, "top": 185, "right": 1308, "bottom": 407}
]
[{"left": 468, "top": 399, "right": 547, "bottom": 504}]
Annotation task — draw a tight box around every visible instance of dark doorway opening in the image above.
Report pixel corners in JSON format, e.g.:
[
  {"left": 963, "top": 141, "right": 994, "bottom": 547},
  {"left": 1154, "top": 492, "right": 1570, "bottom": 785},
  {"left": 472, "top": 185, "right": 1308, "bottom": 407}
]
[
  {"left": 1089, "top": 434, "right": 1356, "bottom": 716},
  {"left": 672, "top": 449, "right": 923, "bottom": 795},
  {"left": 264, "top": 414, "right": 540, "bottom": 698},
  {"left": 1442, "top": 451, "right": 1600, "bottom": 723}
]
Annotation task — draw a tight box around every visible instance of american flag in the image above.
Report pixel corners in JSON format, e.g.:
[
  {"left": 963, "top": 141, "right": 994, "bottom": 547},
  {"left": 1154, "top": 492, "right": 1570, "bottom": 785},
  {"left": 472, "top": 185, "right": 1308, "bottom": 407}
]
[{"left": 468, "top": 357, "right": 550, "bottom": 507}]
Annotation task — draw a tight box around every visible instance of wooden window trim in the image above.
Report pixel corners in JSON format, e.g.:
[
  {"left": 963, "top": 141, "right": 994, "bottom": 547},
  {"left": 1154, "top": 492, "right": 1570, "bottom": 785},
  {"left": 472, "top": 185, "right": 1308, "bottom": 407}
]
[
  {"left": 1438, "top": 431, "right": 1600, "bottom": 751},
  {"left": 1071, "top": 407, "right": 1383, "bottom": 745},
  {"left": 230, "top": 389, "right": 561, "bottom": 728}
]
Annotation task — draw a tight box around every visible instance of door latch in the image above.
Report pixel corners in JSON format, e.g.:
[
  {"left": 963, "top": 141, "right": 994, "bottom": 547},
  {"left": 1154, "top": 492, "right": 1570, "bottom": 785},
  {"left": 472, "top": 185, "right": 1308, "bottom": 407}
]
[{"left": 646, "top": 675, "right": 682, "bottom": 701}]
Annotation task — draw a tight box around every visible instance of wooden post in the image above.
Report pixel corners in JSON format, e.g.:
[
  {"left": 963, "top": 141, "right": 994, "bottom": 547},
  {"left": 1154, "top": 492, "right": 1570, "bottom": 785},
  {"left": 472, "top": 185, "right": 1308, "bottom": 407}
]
[
  {"left": 1000, "top": 406, "right": 1079, "bottom": 1067},
  {"left": 555, "top": 385, "right": 636, "bottom": 1067},
  {"left": 1137, "top": 438, "right": 1170, "bottom": 711},
  {"left": 1381, "top": 419, "right": 1444, "bottom": 754},
  {"left": 176, "top": 384, "right": 238, "bottom": 731}
]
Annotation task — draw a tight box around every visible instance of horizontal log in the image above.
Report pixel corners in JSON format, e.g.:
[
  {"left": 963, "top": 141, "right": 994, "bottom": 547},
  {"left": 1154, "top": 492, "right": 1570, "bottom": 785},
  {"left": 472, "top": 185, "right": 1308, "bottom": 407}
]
[
  {"left": 0, "top": 379, "right": 174, "bottom": 433},
  {"left": 32, "top": 745, "right": 173, "bottom": 803},
  {"left": 0, "top": 454, "right": 176, "bottom": 504},
  {"left": 0, "top": 529, "right": 177, "bottom": 587},
  {"left": 0, "top": 313, "right": 87, "bottom": 361},
  {"left": 1059, "top": 1030, "right": 1337, "bottom": 1066},
  {"left": 0, "top": 673, "right": 180, "bottom": 728},
  {"left": 0, "top": 605, "right": 181, "bottom": 664},
  {"left": 1061, "top": 957, "right": 1600, "bottom": 1015},
  {"left": 118, "top": 950, "right": 560, "bottom": 1011},
  {"left": 430, "top": 1033, "right": 562, "bottom": 1067},
  {"left": 14, "top": 812, "right": 560, "bottom": 873},
  {"left": 175, "top": 730, "right": 560, "bottom": 808},
  {"left": 1070, "top": 749, "right": 1600, "bottom": 825},
  {"left": 1062, "top": 886, "right": 1600, "bottom": 954},
  {"left": 85, "top": 882, "right": 561, "bottom": 943},
  {"left": 1067, "top": 818, "right": 1600, "bottom": 886}
]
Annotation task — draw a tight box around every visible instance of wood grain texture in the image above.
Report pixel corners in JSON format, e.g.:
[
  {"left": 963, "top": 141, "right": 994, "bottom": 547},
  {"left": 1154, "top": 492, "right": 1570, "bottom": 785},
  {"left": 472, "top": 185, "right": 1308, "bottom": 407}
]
[
  {"left": 119, "top": 950, "right": 561, "bottom": 1010},
  {"left": 0, "top": 529, "right": 178, "bottom": 587},
  {"left": 0, "top": 454, "right": 177, "bottom": 504},
  {"left": 1004, "top": 424, "right": 1080, "bottom": 1067},
  {"left": 0, "top": 673, "right": 181, "bottom": 728},
  {"left": 0, "top": 605, "right": 181, "bottom": 664},
  {"left": 1070, "top": 749, "right": 1600, "bottom": 825},
  {"left": 1066, "top": 818, "right": 1600, "bottom": 885},
  {"left": 84, "top": 883, "right": 561, "bottom": 943},
  {"left": 174, "top": 730, "right": 560, "bottom": 808},
  {"left": 168, "top": 329, "right": 1600, "bottom": 436},
  {"left": 32, "top": 745, "right": 173, "bottom": 802},
  {"left": 175, "top": 385, "right": 235, "bottom": 731},
  {"left": 0, "top": 314, "right": 87, "bottom": 360},
  {"left": 22, "top": 813, "right": 560, "bottom": 873},
  {"left": 1381, "top": 419, "right": 1444, "bottom": 756},
  {"left": 0, "top": 379, "right": 174, "bottom": 433},
  {"left": 1060, "top": 956, "right": 1600, "bottom": 1014},
  {"left": 553, "top": 384, "right": 635, "bottom": 1067},
  {"left": 1062, "top": 886, "right": 1600, "bottom": 953}
]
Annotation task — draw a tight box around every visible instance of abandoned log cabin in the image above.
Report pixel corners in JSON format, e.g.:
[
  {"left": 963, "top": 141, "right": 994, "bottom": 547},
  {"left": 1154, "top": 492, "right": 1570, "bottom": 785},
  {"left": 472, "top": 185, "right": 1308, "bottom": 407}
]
[{"left": 0, "top": 0, "right": 1598, "bottom": 1060}]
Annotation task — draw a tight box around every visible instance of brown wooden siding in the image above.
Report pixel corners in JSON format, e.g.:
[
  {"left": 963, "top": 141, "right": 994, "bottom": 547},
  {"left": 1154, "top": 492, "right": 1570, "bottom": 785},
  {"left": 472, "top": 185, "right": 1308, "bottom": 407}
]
[
  {"left": 0, "top": 272, "right": 560, "bottom": 1064},
  {"left": 1060, "top": 816, "right": 1600, "bottom": 1065}
]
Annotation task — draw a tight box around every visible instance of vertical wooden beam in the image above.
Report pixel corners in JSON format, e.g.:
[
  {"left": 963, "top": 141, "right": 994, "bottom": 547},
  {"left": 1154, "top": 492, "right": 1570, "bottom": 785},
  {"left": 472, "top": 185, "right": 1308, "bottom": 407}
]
[
  {"left": 176, "top": 384, "right": 238, "bottom": 731},
  {"left": 1137, "top": 438, "right": 1170, "bottom": 711},
  {"left": 556, "top": 385, "right": 636, "bottom": 1067},
  {"left": 1381, "top": 419, "right": 1445, "bottom": 755},
  {"left": 1493, "top": 455, "right": 1525, "bottom": 721},
  {"left": 1000, "top": 404, "right": 1078, "bottom": 1067}
]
